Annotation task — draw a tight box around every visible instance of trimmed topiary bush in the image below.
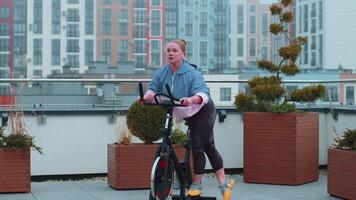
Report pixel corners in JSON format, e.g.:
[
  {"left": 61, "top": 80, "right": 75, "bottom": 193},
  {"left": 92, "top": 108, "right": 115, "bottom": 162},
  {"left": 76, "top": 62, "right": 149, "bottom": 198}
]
[
  {"left": 170, "top": 128, "right": 188, "bottom": 146},
  {"left": 126, "top": 101, "right": 166, "bottom": 144}
]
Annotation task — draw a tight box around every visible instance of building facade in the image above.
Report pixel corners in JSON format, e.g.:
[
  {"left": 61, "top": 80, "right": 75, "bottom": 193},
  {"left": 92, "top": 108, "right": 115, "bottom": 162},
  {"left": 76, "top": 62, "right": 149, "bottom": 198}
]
[
  {"left": 229, "top": 0, "right": 272, "bottom": 69},
  {"left": 296, "top": 0, "right": 356, "bottom": 69},
  {"left": 26, "top": 0, "right": 97, "bottom": 78}
]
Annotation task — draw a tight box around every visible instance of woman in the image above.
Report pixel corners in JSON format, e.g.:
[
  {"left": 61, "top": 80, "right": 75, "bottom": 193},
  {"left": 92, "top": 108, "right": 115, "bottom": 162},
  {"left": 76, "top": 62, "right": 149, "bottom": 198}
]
[{"left": 143, "top": 39, "right": 234, "bottom": 200}]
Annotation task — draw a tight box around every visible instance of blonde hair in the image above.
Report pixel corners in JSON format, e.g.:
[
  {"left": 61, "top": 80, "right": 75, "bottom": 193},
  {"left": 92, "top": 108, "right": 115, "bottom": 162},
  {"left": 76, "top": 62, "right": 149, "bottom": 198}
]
[{"left": 170, "top": 39, "right": 187, "bottom": 54}]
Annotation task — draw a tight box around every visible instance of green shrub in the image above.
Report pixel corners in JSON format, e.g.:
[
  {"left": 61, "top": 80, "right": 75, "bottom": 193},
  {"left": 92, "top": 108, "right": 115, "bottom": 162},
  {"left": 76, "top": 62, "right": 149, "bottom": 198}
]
[
  {"left": 170, "top": 128, "right": 188, "bottom": 146},
  {"left": 126, "top": 101, "right": 166, "bottom": 144},
  {"left": 333, "top": 129, "right": 356, "bottom": 150}
]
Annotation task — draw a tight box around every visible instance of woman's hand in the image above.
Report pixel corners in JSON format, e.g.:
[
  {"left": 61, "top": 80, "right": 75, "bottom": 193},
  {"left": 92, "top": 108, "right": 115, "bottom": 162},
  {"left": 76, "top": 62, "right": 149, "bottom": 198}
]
[
  {"left": 143, "top": 92, "right": 155, "bottom": 102},
  {"left": 180, "top": 97, "right": 193, "bottom": 106}
]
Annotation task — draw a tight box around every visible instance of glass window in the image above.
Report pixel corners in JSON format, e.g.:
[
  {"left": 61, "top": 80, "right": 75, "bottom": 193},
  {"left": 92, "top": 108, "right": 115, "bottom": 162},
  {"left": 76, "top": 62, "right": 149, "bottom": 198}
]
[
  {"left": 67, "top": 39, "right": 79, "bottom": 52},
  {"left": 134, "top": 40, "right": 145, "bottom": 53},
  {"left": 0, "top": 23, "right": 9, "bottom": 36},
  {"left": 318, "top": 1, "right": 323, "bottom": 30},
  {"left": 51, "top": 39, "right": 60, "bottom": 65},
  {"left": 237, "top": 5, "right": 244, "bottom": 34},
  {"left": 151, "top": 0, "right": 161, "bottom": 6},
  {"left": 200, "top": 12, "right": 207, "bottom": 37},
  {"left": 185, "top": 0, "right": 193, "bottom": 7},
  {"left": 200, "top": 0, "right": 208, "bottom": 8},
  {"left": 102, "top": 40, "right": 111, "bottom": 63},
  {"left": 119, "top": 10, "right": 128, "bottom": 36},
  {"left": 103, "top": 0, "right": 111, "bottom": 4},
  {"left": 0, "top": 39, "right": 9, "bottom": 51},
  {"left": 67, "top": 0, "right": 79, "bottom": 3},
  {"left": 303, "top": 4, "right": 308, "bottom": 33},
  {"left": 85, "top": 40, "right": 94, "bottom": 65},
  {"left": 67, "top": 24, "right": 80, "bottom": 37},
  {"left": 186, "top": 41, "right": 193, "bottom": 61},
  {"left": 249, "top": 15, "right": 256, "bottom": 34},
  {"left": 237, "top": 38, "right": 243, "bottom": 57},
  {"left": 322, "top": 86, "right": 338, "bottom": 102},
  {"left": 120, "top": 0, "right": 128, "bottom": 5},
  {"left": 249, "top": 38, "right": 256, "bottom": 57},
  {"left": 118, "top": 40, "right": 128, "bottom": 62},
  {"left": 151, "top": 10, "right": 161, "bottom": 36},
  {"left": 199, "top": 41, "right": 207, "bottom": 66},
  {"left": 249, "top": 5, "right": 256, "bottom": 13},
  {"left": 346, "top": 86, "right": 354, "bottom": 105},
  {"left": 85, "top": 0, "right": 94, "bottom": 35},
  {"left": 67, "top": 9, "right": 80, "bottom": 22},
  {"left": 33, "top": 0, "right": 43, "bottom": 34},
  {"left": 67, "top": 55, "right": 79, "bottom": 67},
  {"left": 262, "top": 46, "right": 268, "bottom": 60},
  {"left": 0, "top": 7, "right": 10, "bottom": 18},
  {"left": 220, "top": 88, "right": 231, "bottom": 101},
  {"left": 33, "top": 39, "right": 42, "bottom": 65},
  {"left": 103, "top": 9, "right": 111, "bottom": 35},
  {"left": 185, "top": 12, "right": 193, "bottom": 36},
  {"left": 150, "top": 40, "right": 161, "bottom": 66}
]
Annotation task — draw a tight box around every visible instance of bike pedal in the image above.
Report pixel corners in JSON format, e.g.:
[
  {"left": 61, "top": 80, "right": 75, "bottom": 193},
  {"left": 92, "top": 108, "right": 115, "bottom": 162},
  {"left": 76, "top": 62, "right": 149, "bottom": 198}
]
[{"left": 172, "top": 194, "right": 216, "bottom": 200}]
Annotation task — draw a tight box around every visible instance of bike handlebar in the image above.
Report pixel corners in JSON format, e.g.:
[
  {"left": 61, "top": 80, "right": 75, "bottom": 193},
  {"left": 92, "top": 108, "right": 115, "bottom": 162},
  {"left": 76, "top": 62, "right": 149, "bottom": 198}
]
[{"left": 138, "top": 82, "right": 185, "bottom": 107}]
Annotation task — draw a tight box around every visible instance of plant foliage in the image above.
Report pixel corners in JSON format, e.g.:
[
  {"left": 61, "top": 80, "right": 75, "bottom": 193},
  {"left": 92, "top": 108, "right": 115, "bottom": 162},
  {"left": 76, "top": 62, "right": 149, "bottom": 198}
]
[
  {"left": 0, "top": 112, "right": 43, "bottom": 154},
  {"left": 170, "top": 128, "right": 188, "bottom": 146},
  {"left": 126, "top": 101, "right": 166, "bottom": 144},
  {"left": 234, "top": 0, "right": 325, "bottom": 113},
  {"left": 333, "top": 128, "right": 356, "bottom": 151}
]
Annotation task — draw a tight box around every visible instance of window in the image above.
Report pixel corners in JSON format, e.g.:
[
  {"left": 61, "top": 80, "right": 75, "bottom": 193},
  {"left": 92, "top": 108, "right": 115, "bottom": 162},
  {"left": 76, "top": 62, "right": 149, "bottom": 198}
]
[
  {"left": 311, "top": 35, "right": 316, "bottom": 50},
  {"left": 33, "top": 0, "right": 43, "bottom": 34},
  {"left": 249, "top": 15, "right": 256, "bottom": 34},
  {"left": 67, "top": 39, "right": 79, "bottom": 52},
  {"left": 85, "top": 40, "right": 94, "bottom": 65},
  {"left": 67, "top": 9, "right": 80, "bottom": 22},
  {"left": 185, "top": 12, "right": 193, "bottom": 36},
  {"left": 103, "top": 9, "right": 111, "bottom": 35},
  {"left": 68, "top": 0, "right": 79, "bottom": 3},
  {"left": 237, "top": 38, "right": 243, "bottom": 57},
  {"left": 262, "top": 46, "right": 268, "bottom": 60},
  {"left": 118, "top": 40, "right": 128, "bottom": 62},
  {"left": 33, "top": 39, "right": 42, "bottom": 65},
  {"left": 318, "top": 34, "right": 323, "bottom": 66},
  {"left": 249, "top": 38, "right": 256, "bottom": 57},
  {"left": 134, "top": 40, "right": 145, "bottom": 53},
  {"left": 318, "top": 1, "right": 323, "bottom": 30},
  {"left": 0, "top": 39, "right": 9, "bottom": 52},
  {"left": 119, "top": 10, "right": 128, "bottom": 36},
  {"left": 186, "top": 41, "right": 193, "bottom": 61},
  {"left": 134, "top": 25, "right": 146, "bottom": 38},
  {"left": 151, "top": 0, "right": 161, "bottom": 6},
  {"left": 51, "top": 39, "right": 60, "bottom": 65},
  {"left": 67, "top": 24, "right": 80, "bottom": 37},
  {"left": 67, "top": 55, "right": 79, "bottom": 67},
  {"left": 135, "top": 10, "right": 146, "bottom": 23},
  {"left": 200, "top": 12, "right": 207, "bottom": 37},
  {"left": 151, "top": 10, "right": 161, "bottom": 36},
  {"left": 311, "top": 19, "right": 316, "bottom": 33},
  {"left": 261, "top": 13, "right": 268, "bottom": 42},
  {"left": 220, "top": 88, "right": 231, "bottom": 101},
  {"left": 346, "top": 86, "right": 354, "bottom": 105},
  {"left": 237, "top": 5, "right": 244, "bottom": 34},
  {"left": 286, "top": 86, "right": 297, "bottom": 99},
  {"left": 322, "top": 86, "right": 338, "bottom": 102},
  {"left": 134, "top": 0, "right": 146, "bottom": 8},
  {"left": 311, "top": 52, "right": 316, "bottom": 66},
  {"left": 103, "top": 0, "right": 111, "bottom": 4},
  {"left": 85, "top": 0, "right": 94, "bottom": 34},
  {"left": 102, "top": 40, "right": 111, "bottom": 63},
  {"left": 135, "top": 55, "right": 146, "bottom": 67},
  {"left": 303, "top": 42, "right": 308, "bottom": 65},
  {"left": 185, "top": 0, "right": 193, "bottom": 7},
  {"left": 0, "top": 24, "right": 9, "bottom": 36},
  {"left": 249, "top": 5, "right": 256, "bottom": 13},
  {"left": 199, "top": 41, "right": 207, "bottom": 66},
  {"left": 303, "top": 4, "right": 308, "bottom": 33},
  {"left": 0, "top": 54, "right": 9, "bottom": 68},
  {"left": 150, "top": 40, "right": 161, "bottom": 66},
  {"left": 52, "top": 0, "right": 61, "bottom": 34},
  {"left": 33, "top": 69, "right": 42, "bottom": 77},
  {"left": 200, "top": 0, "right": 207, "bottom": 8},
  {"left": 120, "top": 0, "right": 128, "bottom": 5},
  {"left": 0, "top": 7, "right": 9, "bottom": 18}
]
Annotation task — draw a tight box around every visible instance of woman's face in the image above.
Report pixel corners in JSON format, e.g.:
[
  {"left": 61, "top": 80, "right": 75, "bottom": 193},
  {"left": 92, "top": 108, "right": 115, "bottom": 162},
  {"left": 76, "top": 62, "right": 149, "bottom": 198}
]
[{"left": 166, "top": 42, "right": 185, "bottom": 65}]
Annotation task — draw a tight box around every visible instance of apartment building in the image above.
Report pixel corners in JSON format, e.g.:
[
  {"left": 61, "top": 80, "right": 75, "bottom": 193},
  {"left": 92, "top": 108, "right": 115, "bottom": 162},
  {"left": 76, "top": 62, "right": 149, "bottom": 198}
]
[
  {"left": 296, "top": 0, "right": 356, "bottom": 69},
  {"left": 229, "top": 0, "right": 272, "bottom": 69},
  {"left": 26, "top": 0, "right": 97, "bottom": 78}
]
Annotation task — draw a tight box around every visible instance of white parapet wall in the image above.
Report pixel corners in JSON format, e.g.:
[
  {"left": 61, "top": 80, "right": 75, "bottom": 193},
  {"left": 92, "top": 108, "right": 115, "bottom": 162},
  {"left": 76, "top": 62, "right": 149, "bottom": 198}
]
[{"left": 13, "top": 110, "right": 356, "bottom": 176}]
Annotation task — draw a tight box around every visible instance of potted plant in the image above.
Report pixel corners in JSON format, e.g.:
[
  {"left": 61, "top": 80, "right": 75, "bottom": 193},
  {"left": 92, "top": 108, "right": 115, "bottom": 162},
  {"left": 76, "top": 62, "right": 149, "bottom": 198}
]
[
  {"left": 108, "top": 101, "right": 180, "bottom": 189},
  {"left": 328, "top": 128, "right": 356, "bottom": 199},
  {"left": 0, "top": 112, "right": 43, "bottom": 193},
  {"left": 234, "top": 0, "right": 325, "bottom": 185}
]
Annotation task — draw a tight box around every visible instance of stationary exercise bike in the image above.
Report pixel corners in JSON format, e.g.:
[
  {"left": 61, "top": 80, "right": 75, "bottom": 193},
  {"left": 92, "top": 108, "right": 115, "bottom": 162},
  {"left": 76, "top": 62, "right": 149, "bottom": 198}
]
[{"left": 138, "top": 83, "right": 215, "bottom": 200}]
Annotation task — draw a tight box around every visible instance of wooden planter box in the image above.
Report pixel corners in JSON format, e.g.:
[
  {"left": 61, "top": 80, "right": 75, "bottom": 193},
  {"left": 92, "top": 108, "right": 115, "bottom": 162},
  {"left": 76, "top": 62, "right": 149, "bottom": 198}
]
[
  {"left": 107, "top": 143, "right": 187, "bottom": 189},
  {"left": 0, "top": 148, "right": 30, "bottom": 193},
  {"left": 328, "top": 149, "right": 356, "bottom": 199},
  {"left": 243, "top": 112, "right": 319, "bottom": 185}
]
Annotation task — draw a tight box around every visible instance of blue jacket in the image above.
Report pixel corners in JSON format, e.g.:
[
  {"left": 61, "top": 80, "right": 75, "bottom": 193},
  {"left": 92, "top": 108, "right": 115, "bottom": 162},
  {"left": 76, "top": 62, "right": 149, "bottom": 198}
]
[{"left": 148, "top": 60, "right": 210, "bottom": 99}]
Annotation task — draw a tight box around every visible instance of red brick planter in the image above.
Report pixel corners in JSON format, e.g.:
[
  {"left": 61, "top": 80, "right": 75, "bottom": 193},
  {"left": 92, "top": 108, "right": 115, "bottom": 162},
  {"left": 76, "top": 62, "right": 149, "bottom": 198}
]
[
  {"left": 328, "top": 149, "right": 356, "bottom": 199},
  {"left": 107, "top": 143, "right": 187, "bottom": 189},
  {"left": 243, "top": 112, "right": 319, "bottom": 185},
  {"left": 0, "top": 148, "right": 30, "bottom": 193}
]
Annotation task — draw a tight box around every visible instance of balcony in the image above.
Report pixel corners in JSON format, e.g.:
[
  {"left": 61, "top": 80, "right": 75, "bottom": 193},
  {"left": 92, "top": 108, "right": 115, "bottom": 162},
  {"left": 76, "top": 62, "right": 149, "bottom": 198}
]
[{"left": 0, "top": 78, "right": 354, "bottom": 199}]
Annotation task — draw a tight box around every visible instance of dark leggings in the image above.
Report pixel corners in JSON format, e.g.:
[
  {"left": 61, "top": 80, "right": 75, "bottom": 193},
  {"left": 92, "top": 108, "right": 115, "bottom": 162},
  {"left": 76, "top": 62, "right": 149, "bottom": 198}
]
[{"left": 185, "top": 100, "right": 223, "bottom": 174}]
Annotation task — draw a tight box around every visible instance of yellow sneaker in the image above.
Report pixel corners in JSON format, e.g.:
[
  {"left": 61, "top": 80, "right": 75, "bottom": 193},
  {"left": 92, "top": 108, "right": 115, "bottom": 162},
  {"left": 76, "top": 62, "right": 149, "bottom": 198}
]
[
  {"left": 220, "top": 179, "right": 235, "bottom": 200},
  {"left": 187, "top": 183, "right": 203, "bottom": 197}
]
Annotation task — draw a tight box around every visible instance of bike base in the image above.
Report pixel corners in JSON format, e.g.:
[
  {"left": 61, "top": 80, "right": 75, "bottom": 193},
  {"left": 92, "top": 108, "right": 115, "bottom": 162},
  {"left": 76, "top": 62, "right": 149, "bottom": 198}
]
[{"left": 172, "top": 194, "right": 216, "bottom": 200}]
